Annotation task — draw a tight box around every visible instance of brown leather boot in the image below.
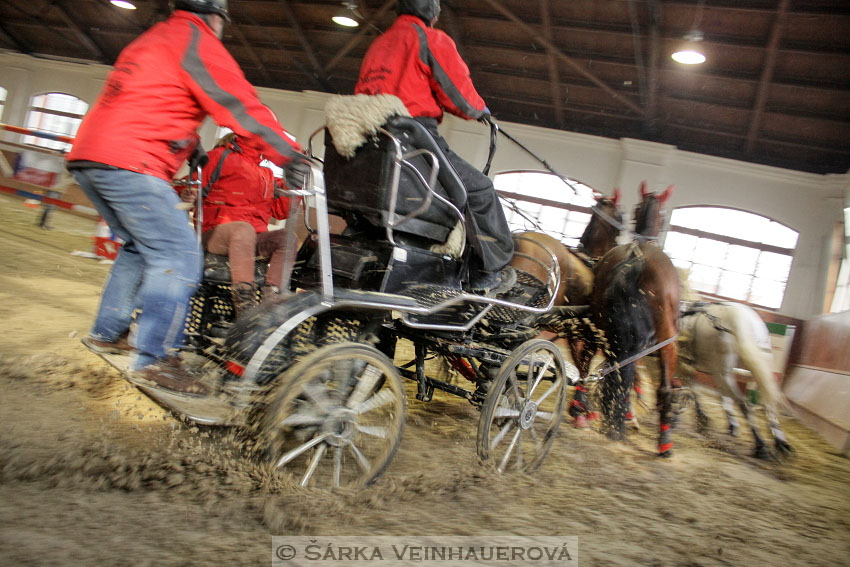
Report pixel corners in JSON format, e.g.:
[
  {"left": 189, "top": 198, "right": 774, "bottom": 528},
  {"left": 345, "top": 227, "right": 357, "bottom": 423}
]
[
  {"left": 82, "top": 332, "right": 132, "bottom": 355},
  {"left": 261, "top": 284, "right": 281, "bottom": 302},
  {"left": 129, "top": 356, "right": 210, "bottom": 396},
  {"left": 231, "top": 282, "right": 259, "bottom": 317}
]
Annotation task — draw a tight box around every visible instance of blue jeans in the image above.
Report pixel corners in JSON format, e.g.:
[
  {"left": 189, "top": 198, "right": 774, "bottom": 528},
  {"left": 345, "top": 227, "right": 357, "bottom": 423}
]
[{"left": 71, "top": 168, "right": 202, "bottom": 370}]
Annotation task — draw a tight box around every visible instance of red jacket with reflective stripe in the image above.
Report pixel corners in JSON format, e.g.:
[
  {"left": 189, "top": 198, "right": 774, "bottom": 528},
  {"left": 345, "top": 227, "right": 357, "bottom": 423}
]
[
  {"left": 67, "top": 11, "right": 301, "bottom": 181},
  {"left": 354, "top": 14, "right": 487, "bottom": 122},
  {"left": 200, "top": 144, "right": 290, "bottom": 234}
]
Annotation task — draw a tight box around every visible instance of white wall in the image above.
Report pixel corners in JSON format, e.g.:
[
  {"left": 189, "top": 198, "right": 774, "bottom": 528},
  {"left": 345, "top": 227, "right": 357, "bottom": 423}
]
[{"left": 1, "top": 51, "right": 846, "bottom": 319}]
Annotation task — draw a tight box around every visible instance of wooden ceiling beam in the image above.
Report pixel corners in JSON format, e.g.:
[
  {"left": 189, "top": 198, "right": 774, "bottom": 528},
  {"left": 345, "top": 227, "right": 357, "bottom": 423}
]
[
  {"left": 440, "top": 3, "right": 467, "bottom": 60},
  {"left": 0, "top": 22, "right": 30, "bottom": 53},
  {"left": 229, "top": 23, "right": 272, "bottom": 84},
  {"left": 480, "top": 0, "right": 644, "bottom": 116},
  {"left": 275, "top": 0, "right": 327, "bottom": 83},
  {"left": 52, "top": 0, "right": 110, "bottom": 62},
  {"left": 539, "top": 0, "right": 565, "bottom": 128},
  {"left": 645, "top": 0, "right": 660, "bottom": 135},
  {"left": 745, "top": 0, "right": 791, "bottom": 155}
]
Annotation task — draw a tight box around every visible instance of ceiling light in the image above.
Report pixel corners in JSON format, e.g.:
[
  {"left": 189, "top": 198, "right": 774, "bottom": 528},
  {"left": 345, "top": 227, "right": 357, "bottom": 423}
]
[
  {"left": 672, "top": 49, "right": 706, "bottom": 65},
  {"left": 332, "top": 15, "right": 359, "bottom": 27},
  {"left": 672, "top": 29, "right": 706, "bottom": 65},
  {"left": 332, "top": 1, "right": 360, "bottom": 27},
  {"left": 673, "top": 1, "right": 706, "bottom": 65},
  {"left": 110, "top": 0, "right": 137, "bottom": 9}
]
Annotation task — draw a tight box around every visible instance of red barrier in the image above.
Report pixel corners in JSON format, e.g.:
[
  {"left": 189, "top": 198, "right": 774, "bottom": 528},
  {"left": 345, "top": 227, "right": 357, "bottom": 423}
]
[
  {"left": 0, "top": 184, "right": 97, "bottom": 216},
  {"left": 0, "top": 123, "right": 75, "bottom": 144}
]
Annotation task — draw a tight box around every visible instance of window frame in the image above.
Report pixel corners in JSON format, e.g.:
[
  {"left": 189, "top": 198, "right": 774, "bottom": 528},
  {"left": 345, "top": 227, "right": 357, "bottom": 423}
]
[
  {"left": 21, "top": 92, "right": 89, "bottom": 153},
  {"left": 664, "top": 205, "right": 798, "bottom": 310},
  {"left": 494, "top": 169, "right": 599, "bottom": 247}
]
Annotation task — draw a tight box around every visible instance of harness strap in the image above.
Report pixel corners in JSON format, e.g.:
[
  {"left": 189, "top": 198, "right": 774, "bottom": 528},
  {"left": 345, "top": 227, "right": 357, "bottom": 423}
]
[
  {"left": 202, "top": 147, "right": 235, "bottom": 197},
  {"left": 594, "top": 332, "right": 680, "bottom": 379}
]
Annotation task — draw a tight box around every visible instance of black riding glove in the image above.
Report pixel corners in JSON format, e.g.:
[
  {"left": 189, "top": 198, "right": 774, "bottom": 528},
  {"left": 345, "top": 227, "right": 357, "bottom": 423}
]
[
  {"left": 284, "top": 156, "right": 312, "bottom": 190},
  {"left": 188, "top": 145, "right": 209, "bottom": 171}
]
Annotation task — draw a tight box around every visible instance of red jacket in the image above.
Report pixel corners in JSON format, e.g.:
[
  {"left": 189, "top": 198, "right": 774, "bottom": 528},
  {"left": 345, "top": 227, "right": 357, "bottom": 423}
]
[
  {"left": 354, "top": 15, "right": 487, "bottom": 122},
  {"left": 67, "top": 11, "right": 301, "bottom": 181},
  {"left": 201, "top": 143, "right": 290, "bottom": 234}
]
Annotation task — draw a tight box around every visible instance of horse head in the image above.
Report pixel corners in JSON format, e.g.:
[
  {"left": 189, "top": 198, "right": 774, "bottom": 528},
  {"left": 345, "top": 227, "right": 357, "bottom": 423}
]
[
  {"left": 634, "top": 181, "right": 674, "bottom": 239},
  {"left": 581, "top": 190, "right": 624, "bottom": 258}
]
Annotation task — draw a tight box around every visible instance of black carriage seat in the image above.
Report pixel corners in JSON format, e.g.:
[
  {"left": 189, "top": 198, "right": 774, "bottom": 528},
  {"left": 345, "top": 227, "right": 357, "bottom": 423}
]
[{"left": 323, "top": 115, "right": 467, "bottom": 243}]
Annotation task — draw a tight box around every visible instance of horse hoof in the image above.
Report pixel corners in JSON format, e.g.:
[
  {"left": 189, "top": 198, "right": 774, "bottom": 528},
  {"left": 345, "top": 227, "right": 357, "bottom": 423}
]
[
  {"left": 753, "top": 446, "right": 771, "bottom": 460},
  {"left": 729, "top": 426, "right": 739, "bottom": 438},
  {"left": 657, "top": 450, "right": 673, "bottom": 459},
  {"left": 574, "top": 415, "right": 589, "bottom": 429},
  {"left": 775, "top": 440, "right": 794, "bottom": 455},
  {"left": 626, "top": 419, "right": 640, "bottom": 431},
  {"left": 604, "top": 427, "right": 626, "bottom": 441}
]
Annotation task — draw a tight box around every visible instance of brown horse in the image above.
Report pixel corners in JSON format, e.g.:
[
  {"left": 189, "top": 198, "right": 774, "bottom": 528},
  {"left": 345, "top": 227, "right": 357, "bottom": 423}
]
[
  {"left": 510, "top": 189, "right": 623, "bottom": 307},
  {"left": 571, "top": 183, "right": 681, "bottom": 456},
  {"left": 633, "top": 181, "right": 673, "bottom": 240}
]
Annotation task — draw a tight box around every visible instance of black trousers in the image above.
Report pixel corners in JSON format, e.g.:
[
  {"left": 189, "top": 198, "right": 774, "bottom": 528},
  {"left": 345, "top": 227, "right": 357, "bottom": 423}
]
[{"left": 416, "top": 118, "right": 514, "bottom": 273}]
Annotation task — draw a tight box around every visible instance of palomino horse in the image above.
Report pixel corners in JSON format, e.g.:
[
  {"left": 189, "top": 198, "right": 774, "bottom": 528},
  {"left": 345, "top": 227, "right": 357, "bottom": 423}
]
[
  {"left": 571, "top": 184, "right": 681, "bottom": 456},
  {"left": 511, "top": 189, "right": 623, "bottom": 307},
  {"left": 675, "top": 301, "right": 793, "bottom": 458}
]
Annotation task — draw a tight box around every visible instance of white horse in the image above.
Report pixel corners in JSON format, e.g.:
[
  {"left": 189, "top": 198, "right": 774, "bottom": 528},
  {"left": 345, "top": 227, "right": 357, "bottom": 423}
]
[{"left": 675, "top": 301, "right": 793, "bottom": 458}]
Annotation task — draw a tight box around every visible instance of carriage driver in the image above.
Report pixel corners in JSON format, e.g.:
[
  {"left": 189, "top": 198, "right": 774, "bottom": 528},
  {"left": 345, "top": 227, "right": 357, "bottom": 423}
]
[
  {"left": 67, "top": 0, "right": 311, "bottom": 395},
  {"left": 354, "top": 0, "right": 517, "bottom": 295}
]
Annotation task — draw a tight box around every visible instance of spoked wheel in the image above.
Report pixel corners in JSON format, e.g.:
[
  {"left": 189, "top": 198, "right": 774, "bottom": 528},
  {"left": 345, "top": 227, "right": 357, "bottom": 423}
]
[
  {"left": 477, "top": 339, "right": 569, "bottom": 473},
  {"left": 259, "top": 342, "right": 405, "bottom": 489}
]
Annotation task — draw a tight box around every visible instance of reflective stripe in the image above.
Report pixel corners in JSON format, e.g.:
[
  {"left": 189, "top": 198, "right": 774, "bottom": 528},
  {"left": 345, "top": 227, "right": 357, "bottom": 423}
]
[
  {"left": 181, "top": 24, "right": 297, "bottom": 161},
  {"left": 413, "top": 24, "right": 484, "bottom": 120}
]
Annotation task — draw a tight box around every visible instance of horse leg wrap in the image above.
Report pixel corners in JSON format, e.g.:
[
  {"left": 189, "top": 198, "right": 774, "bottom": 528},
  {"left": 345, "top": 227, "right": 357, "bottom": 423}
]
[
  {"left": 569, "top": 384, "right": 589, "bottom": 417},
  {"left": 658, "top": 422, "right": 673, "bottom": 455}
]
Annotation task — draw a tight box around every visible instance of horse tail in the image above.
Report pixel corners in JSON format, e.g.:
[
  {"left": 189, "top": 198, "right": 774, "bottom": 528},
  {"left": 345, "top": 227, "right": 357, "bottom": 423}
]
[
  {"left": 596, "top": 253, "right": 654, "bottom": 433},
  {"left": 728, "top": 306, "right": 790, "bottom": 413},
  {"left": 601, "top": 254, "right": 655, "bottom": 356}
]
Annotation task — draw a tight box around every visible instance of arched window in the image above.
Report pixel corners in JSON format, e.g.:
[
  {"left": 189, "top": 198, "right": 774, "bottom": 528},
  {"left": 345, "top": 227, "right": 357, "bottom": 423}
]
[
  {"left": 663, "top": 206, "right": 798, "bottom": 309},
  {"left": 22, "top": 92, "right": 89, "bottom": 153},
  {"left": 494, "top": 170, "right": 598, "bottom": 247}
]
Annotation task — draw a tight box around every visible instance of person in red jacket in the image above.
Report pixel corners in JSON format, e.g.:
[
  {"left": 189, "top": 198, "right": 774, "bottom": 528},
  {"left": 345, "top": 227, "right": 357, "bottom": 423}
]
[
  {"left": 200, "top": 133, "right": 292, "bottom": 315},
  {"left": 67, "top": 0, "right": 311, "bottom": 396},
  {"left": 354, "top": 0, "right": 516, "bottom": 295}
]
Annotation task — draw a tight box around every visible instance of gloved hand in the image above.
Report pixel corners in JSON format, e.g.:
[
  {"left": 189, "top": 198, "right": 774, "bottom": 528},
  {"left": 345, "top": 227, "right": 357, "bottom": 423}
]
[
  {"left": 273, "top": 178, "right": 287, "bottom": 198},
  {"left": 180, "top": 185, "right": 198, "bottom": 204},
  {"left": 284, "top": 156, "right": 312, "bottom": 190},
  {"left": 478, "top": 107, "right": 492, "bottom": 125},
  {"left": 188, "top": 145, "right": 209, "bottom": 171}
]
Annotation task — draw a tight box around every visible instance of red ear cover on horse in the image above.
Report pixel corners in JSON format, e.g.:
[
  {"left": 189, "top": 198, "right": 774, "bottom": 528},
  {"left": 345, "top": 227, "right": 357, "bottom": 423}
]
[
  {"left": 659, "top": 184, "right": 674, "bottom": 204},
  {"left": 639, "top": 180, "right": 649, "bottom": 198}
]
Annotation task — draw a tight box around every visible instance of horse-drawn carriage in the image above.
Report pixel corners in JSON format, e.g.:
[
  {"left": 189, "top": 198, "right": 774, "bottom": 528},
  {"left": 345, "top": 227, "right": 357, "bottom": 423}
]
[{"left": 98, "top": 102, "right": 596, "bottom": 489}]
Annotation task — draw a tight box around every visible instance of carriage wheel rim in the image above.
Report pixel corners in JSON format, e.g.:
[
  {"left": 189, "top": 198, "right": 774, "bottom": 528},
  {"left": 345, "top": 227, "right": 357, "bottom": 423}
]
[
  {"left": 477, "top": 339, "right": 568, "bottom": 473},
  {"left": 262, "top": 342, "right": 405, "bottom": 489}
]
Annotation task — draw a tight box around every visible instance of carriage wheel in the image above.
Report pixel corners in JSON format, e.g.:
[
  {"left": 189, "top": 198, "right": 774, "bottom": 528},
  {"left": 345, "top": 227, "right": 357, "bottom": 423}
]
[
  {"left": 259, "top": 342, "right": 405, "bottom": 489},
  {"left": 477, "top": 339, "right": 568, "bottom": 473}
]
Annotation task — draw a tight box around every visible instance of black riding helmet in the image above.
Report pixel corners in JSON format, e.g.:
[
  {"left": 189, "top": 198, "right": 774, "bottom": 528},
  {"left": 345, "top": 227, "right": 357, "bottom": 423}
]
[
  {"left": 396, "top": 0, "right": 440, "bottom": 24},
  {"left": 173, "top": 0, "right": 230, "bottom": 22}
]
